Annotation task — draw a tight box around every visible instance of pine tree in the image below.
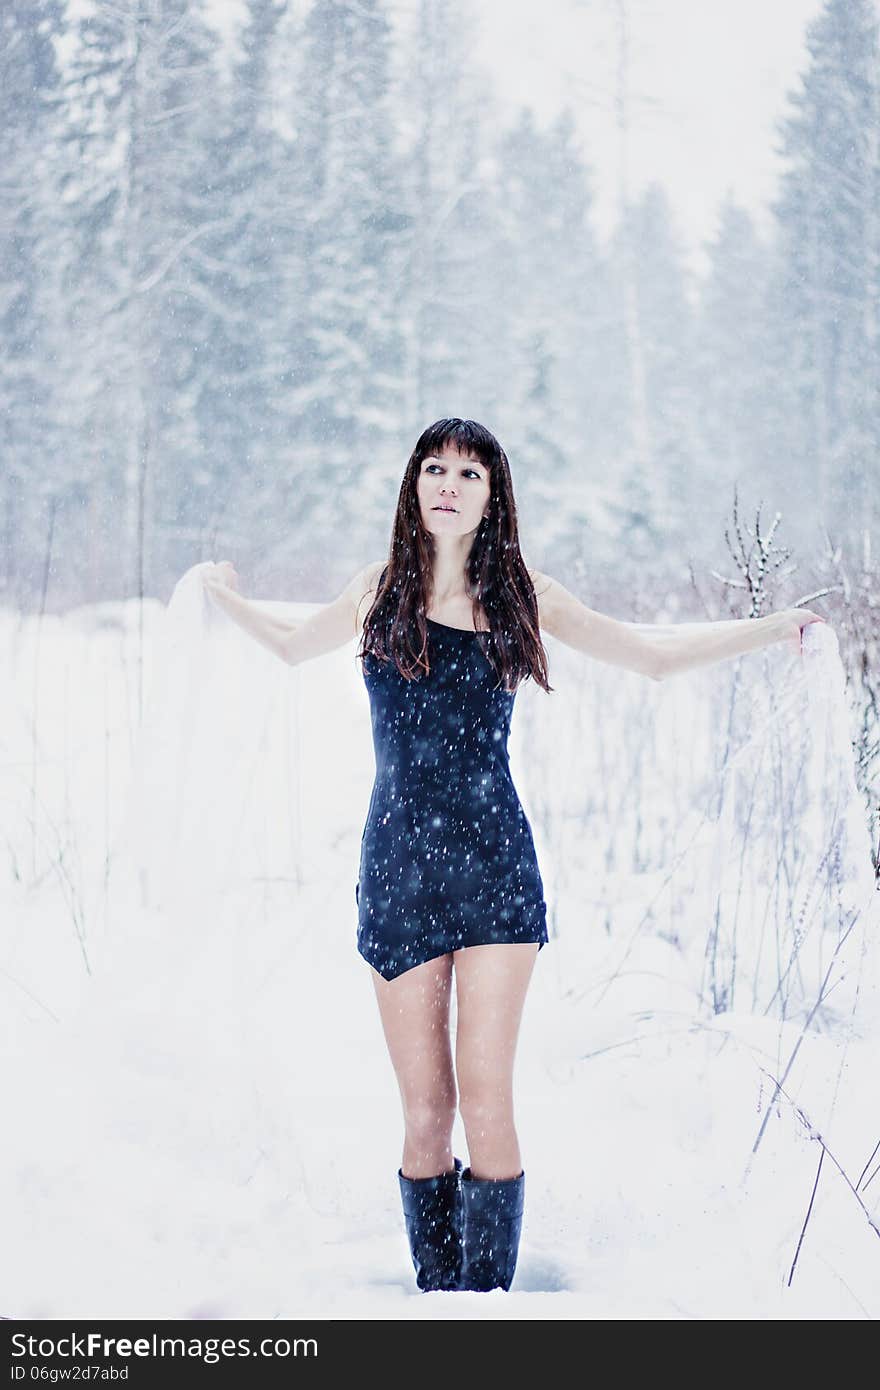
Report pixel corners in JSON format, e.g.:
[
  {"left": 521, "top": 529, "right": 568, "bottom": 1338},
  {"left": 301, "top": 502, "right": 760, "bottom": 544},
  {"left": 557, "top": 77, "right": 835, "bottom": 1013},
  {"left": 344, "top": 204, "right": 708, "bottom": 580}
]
[
  {"left": 0, "top": 0, "right": 67, "bottom": 603},
  {"left": 771, "top": 0, "right": 880, "bottom": 534},
  {"left": 605, "top": 185, "right": 696, "bottom": 558},
  {"left": 63, "top": 0, "right": 224, "bottom": 601}
]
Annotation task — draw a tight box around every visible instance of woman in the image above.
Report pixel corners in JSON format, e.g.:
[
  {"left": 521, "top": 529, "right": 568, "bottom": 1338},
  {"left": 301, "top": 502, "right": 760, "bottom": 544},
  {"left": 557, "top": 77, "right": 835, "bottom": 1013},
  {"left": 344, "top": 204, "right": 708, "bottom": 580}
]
[{"left": 201, "top": 417, "right": 825, "bottom": 1295}]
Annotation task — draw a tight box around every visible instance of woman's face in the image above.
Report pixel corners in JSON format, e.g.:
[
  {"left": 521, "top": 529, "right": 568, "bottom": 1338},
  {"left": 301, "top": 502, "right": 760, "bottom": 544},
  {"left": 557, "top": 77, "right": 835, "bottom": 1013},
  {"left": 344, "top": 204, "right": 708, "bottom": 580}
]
[{"left": 416, "top": 443, "right": 491, "bottom": 537}]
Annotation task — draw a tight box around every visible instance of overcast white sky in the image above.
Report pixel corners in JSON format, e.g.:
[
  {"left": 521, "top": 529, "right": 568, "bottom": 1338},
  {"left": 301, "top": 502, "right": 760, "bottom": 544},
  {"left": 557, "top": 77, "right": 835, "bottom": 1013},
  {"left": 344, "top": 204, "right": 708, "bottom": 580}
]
[{"left": 468, "top": 0, "right": 827, "bottom": 276}]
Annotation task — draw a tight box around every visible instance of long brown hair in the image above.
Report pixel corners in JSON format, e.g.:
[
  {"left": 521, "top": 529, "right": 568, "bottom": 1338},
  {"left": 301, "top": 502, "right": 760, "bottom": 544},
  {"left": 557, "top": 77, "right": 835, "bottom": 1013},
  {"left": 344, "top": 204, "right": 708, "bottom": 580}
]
[{"left": 358, "top": 418, "right": 553, "bottom": 694}]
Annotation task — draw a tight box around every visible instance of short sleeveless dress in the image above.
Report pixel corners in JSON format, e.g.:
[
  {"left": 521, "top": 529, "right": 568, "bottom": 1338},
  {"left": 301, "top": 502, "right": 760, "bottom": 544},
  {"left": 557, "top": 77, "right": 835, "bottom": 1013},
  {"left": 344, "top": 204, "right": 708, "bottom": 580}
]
[{"left": 355, "top": 586, "right": 549, "bottom": 981}]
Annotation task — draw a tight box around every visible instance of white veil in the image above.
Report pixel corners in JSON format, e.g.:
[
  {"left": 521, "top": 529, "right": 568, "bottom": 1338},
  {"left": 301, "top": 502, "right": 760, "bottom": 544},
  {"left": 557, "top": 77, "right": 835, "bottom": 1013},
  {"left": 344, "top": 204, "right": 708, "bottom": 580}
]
[
  {"left": 109, "top": 561, "right": 879, "bottom": 1041},
  {"left": 111, "top": 562, "right": 303, "bottom": 913}
]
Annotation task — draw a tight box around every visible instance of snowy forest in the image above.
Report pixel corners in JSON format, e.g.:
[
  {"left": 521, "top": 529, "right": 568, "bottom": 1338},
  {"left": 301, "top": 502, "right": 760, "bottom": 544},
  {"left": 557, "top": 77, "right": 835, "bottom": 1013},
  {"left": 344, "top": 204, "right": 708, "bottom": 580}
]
[
  {"left": 2, "top": 0, "right": 880, "bottom": 1322},
  {"left": 3, "top": 0, "right": 879, "bottom": 606}
]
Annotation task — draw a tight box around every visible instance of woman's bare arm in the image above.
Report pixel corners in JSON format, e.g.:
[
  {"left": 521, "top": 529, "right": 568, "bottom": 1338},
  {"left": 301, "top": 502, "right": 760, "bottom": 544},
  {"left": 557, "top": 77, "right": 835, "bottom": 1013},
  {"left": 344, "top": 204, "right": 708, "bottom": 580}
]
[
  {"left": 281, "top": 559, "right": 386, "bottom": 666},
  {"left": 203, "top": 559, "right": 386, "bottom": 667},
  {"left": 201, "top": 567, "right": 295, "bottom": 663},
  {"left": 529, "top": 571, "right": 664, "bottom": 680},
  {"left": 529, "top": 570, "right": 820, "bottom": 681}
]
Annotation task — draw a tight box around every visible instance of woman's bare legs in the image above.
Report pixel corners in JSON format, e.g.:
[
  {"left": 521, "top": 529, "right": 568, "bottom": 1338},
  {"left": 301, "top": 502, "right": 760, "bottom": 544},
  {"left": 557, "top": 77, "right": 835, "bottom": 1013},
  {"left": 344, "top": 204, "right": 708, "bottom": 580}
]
[
  {"left": 369, "top": 942, "right": 540, "bottom": 1181},
  {"left": 453, "top": 942, "right": 539, "bottom": 1180},
  {"left": 369, "top": 952, "right": 457, "bottom": 1179}
]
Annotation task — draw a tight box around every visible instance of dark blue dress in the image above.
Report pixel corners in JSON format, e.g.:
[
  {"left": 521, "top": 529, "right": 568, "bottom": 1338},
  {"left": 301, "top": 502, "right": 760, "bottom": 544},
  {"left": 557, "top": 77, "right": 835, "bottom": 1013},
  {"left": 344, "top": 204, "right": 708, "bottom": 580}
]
[{"left": 355, "top": 599, "right": 549, "bottom": 981}]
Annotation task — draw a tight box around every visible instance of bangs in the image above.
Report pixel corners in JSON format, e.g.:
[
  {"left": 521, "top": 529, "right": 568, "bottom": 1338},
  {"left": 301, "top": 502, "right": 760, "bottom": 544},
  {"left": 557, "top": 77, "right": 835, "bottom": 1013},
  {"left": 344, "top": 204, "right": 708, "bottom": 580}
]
[{"left": 418, "top": 418, "right": 499, "bottom": 473}]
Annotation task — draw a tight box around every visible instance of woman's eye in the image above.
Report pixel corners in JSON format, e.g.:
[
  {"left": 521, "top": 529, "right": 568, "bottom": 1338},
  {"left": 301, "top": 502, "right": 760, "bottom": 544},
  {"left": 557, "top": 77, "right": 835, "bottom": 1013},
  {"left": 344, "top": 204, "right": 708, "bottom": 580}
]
[{"left": 426, "top": 464, "right": 481, "bottom": 479}]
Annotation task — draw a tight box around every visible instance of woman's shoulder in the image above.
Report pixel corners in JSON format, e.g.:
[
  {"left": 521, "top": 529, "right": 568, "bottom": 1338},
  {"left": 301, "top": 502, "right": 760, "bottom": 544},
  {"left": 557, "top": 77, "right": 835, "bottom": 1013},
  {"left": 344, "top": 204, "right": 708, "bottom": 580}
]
[
  {"left": 352, "top": 558, "right": 388, "bottom": 630},
  {"left": 361, "top": 558, "right": 388, "bottom": 597},
  {"left": 525, "top": 565, "right": 553, "bottom": 598}
]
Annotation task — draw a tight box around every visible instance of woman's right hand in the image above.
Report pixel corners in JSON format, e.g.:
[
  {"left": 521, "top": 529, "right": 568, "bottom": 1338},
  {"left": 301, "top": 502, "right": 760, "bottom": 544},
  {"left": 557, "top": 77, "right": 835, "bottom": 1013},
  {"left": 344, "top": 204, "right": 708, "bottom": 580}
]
[{"left": 202, "top": 560, "right": 241, "bottom": 595}]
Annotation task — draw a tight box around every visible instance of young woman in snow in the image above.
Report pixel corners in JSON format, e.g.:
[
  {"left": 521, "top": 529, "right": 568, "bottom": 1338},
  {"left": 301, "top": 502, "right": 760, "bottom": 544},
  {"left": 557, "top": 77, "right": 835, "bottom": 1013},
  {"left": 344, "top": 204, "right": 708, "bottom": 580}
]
[{"left": 201, "top": 417, "right": 824, "bottom": 1294}]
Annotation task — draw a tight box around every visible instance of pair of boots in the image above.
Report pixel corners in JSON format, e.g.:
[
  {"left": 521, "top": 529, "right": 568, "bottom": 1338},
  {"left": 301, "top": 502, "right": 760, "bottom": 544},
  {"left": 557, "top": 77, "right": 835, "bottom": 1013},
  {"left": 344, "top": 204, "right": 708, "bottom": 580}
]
[{"left": 397, "top": 1157, "right": 525, "bottom": 1292}]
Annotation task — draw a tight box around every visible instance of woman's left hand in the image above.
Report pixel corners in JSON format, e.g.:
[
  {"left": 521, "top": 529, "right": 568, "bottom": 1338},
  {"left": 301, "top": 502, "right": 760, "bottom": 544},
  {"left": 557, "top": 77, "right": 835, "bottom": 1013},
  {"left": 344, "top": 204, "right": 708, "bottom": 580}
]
[{"left": 779, "top": 607, "right": 828, "bottom": 651}]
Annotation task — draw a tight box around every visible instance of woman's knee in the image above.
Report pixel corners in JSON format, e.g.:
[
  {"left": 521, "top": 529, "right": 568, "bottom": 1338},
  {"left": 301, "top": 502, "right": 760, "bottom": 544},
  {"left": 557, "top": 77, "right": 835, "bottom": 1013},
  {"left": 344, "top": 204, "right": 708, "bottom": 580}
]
[
  {"left": 455, "top": 1052, "right": 514, "bottom": 1120},
  {"left": 457, "top": 1088, "right": 514, "bottom": 1136},
  {"left": 402, "top": 1094, "right": 458, "bottom": 1145}
]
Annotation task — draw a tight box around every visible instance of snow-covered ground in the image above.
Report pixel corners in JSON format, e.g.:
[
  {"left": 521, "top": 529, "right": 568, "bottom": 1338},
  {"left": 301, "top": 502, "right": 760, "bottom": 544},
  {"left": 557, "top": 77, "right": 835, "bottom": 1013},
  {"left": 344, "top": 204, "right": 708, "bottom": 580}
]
[{"left": 2, "top": 588, "right": 877, "bottom": 1320}]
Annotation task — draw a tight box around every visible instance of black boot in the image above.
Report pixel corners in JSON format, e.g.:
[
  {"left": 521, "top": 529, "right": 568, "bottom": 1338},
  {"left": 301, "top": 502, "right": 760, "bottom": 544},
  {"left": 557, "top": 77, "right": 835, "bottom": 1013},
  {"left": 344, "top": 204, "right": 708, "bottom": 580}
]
[
  {"left": 398, "top": 1156, "right": 463, "bottom": 1291},
  {"left": 459, "top": 1166, "right": 525, "bottom": 1292}
]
